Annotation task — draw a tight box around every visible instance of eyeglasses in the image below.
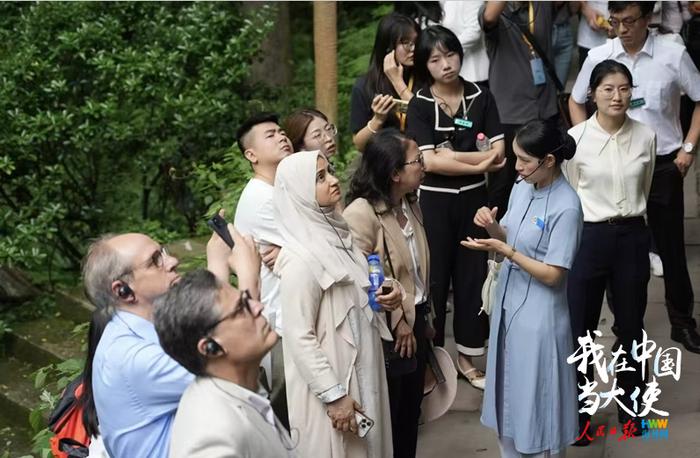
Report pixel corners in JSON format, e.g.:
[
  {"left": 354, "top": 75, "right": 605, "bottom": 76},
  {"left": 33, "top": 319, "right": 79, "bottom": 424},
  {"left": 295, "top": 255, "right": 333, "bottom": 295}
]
[
  {"left": 404, "top": 151, "right": 424, "bottom": 168},
  {"left": 125, "top": 246, "right": 169, "bottom": 275},
  {"left": 608, "top": 14, "right": 643, "bottom": 29},
  {"left": 596, "top": 85, "right": 632, "bottom": 99},
  {"left": 309, "top": 123, "right": 338, "bottom": 142},
  {"left": 204, "top": 289, "right": 252, "bottom": 334},
  {"left": 399, "top": 40, "right": 416, "bottom": 51}
]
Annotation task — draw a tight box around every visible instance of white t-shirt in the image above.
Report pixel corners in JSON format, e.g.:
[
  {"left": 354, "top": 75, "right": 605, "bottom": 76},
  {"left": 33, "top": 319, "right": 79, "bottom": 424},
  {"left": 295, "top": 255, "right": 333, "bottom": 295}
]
[
  {"left": 234, "top": 178, "right": 285, "bottom": 333},
  {"left": 577, "top": 1, "right": 609, "bottom": 49},
  {"left": 571, "top": 33, "right": 700, "bottom": 156},
  {"left": 441, "top": 0, "right": 489, "bottom": 82}
]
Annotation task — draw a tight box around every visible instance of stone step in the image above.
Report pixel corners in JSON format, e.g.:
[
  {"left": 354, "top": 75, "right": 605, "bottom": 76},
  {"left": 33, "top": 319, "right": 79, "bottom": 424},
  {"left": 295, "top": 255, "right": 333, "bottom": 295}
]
[
  {"left": 5, "top": 317, "right": 86, "bottom": 368},
  {"left": 686, "top": 217, "right": 700, "bottom": 246},
  {"left": 0, "top": 408, "right": 34, "bottom": 457},
  {"left": 55, "top": 287, "right": 94, "bottom": 324},
  {"left": 0, "top": 357, "right": 41, "bottom": 423}
]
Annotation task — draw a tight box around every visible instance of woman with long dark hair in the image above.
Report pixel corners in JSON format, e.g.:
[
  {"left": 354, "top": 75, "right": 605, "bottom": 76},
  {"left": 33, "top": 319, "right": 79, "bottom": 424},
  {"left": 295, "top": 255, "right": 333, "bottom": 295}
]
[
  {"left": 350, "top": 12, "right": 420, "bottom": 151},
  {"left": 564, "top": 60, "right": 656, "bottom": 442},
  {"left": 80, "top": 310, "right": 110, "bottom": 435},
  {"left": 463, "top": 120, "right": 582, "bottom": 457},
  {"left": 343, "top": 129, "right": 428, "bottom": 458},
  {"left": 406, "top": 25, "right": 505, "bottom": 389}
]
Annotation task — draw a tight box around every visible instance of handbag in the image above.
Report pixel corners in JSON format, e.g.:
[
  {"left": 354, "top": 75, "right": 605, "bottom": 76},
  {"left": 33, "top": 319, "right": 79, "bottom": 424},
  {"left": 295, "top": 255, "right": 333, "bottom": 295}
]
[
  {"left": 479, "top": 256, "right": 502, "bottom": 316},
  {"left": 377, "top": 215, "right": 418, "bottom": 377}
]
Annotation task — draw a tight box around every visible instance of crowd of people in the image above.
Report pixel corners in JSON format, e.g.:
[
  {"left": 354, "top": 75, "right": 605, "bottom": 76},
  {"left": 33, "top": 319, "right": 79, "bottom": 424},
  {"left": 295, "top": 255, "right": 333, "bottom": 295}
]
[{"left": 64, "top": 1, "right": 700, "bottom": 457}]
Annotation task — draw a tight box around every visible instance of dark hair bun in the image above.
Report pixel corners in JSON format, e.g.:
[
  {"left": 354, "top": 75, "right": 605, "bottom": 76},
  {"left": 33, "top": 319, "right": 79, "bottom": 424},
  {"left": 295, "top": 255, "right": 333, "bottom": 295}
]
[
  {"left": 515, "top": 119, "right": 576, "bottom": 164},
  {"left": 560, "top": 132, "right": 577, "bottom": 161}
]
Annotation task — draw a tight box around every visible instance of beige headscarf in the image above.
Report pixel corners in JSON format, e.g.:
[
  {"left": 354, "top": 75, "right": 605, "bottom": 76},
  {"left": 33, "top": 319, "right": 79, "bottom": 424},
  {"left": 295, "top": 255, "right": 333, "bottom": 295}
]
[{"left": 273, "top": 151, "right": 370, "bottom": 293}]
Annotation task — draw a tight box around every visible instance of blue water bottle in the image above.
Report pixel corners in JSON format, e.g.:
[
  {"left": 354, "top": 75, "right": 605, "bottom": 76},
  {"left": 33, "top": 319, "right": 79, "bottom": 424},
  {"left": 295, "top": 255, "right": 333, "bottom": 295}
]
[{"left": 367, "top": 253, "right": 384, "bottom": 312}]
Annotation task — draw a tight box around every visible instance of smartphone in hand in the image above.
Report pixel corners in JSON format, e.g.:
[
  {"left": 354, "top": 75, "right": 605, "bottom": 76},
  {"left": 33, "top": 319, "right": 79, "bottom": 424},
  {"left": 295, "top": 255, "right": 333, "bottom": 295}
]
[
  {"left": 207, "top": 214, "right": 235, "bottom": 248},
  {"left": 355, "top": 411, "right": 374, "bottom": 438},
  {"left": 392, "top": 98, "right": 409, "bottom": 113}
]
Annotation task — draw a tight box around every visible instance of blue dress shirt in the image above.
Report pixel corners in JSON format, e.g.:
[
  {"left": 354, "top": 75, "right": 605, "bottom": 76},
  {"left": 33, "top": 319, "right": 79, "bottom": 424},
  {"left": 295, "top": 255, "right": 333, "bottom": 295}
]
[{"left": 92, "top": 310, "right": 194, "bottom": 458}]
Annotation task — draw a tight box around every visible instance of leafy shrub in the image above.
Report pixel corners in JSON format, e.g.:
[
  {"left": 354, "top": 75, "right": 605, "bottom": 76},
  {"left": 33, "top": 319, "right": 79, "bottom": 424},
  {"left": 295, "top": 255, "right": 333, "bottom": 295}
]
[{"left": 0, "top": 2, "right": 275, "bottom": 273}]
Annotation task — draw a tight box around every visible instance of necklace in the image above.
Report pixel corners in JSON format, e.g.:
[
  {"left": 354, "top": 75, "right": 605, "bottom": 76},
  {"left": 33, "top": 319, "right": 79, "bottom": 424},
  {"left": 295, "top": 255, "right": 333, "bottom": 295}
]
[{"left": 431, "top": 86, "right": 463, "bottom": 118}]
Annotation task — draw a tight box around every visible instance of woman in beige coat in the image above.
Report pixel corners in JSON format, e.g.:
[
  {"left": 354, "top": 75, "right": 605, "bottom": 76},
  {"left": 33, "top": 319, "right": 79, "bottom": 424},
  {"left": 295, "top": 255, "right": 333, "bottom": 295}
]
[
  {"left": 343, "top": 129, "right": 430, "bottom": 458},
  {"left": 273, "top": 150, "right": 398, "bottom": 457}
]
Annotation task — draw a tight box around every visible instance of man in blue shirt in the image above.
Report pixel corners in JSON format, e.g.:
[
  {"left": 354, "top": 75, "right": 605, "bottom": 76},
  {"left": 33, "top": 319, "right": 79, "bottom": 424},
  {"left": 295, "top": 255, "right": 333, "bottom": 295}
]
[{"left": 82, "top": 228, "right": 260, "bottom": 457}]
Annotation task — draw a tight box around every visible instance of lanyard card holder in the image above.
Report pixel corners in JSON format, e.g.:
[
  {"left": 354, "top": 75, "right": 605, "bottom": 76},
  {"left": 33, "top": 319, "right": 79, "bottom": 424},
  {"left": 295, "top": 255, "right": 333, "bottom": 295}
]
[
  {"left": 454, "top": 117, "right": 473, "bottom": 129},
  {"left": 530, "top": 56, "right": 546, "bottom": 86}
]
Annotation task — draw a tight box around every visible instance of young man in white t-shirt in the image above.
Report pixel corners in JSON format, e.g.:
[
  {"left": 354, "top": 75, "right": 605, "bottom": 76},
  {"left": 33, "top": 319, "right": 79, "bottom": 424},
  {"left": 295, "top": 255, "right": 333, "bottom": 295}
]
[{"left": 234, "top": 112, "right": 293, "bottom": 428}]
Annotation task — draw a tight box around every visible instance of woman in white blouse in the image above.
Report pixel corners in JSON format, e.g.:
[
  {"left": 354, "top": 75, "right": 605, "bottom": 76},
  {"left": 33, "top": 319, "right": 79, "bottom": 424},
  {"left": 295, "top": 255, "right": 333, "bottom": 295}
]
[{"left": 563, "top": 59, "right": 656, "bottom": 443}]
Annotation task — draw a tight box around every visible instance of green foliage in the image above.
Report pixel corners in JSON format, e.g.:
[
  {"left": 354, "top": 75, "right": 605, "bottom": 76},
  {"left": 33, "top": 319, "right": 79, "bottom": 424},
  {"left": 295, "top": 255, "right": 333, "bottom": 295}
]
[
  {"left": 30, "top": 356, "right": 84, "bottom": 455},
  {"left": 30, "top": 427, "right": 53, "bottom": 458},
  {"left": 1, "top": 294, "right": 56, "bottom": 327},
  {"left": 0, "top": 2, "right": 276, "bottom": 275}
]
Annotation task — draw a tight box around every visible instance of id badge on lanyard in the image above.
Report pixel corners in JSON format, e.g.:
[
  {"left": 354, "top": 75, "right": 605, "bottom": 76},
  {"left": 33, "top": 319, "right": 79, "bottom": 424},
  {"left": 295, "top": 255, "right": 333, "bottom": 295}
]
[
  {"left": 530, "top": 56, "right": 546, "bottom": 86},
  {"left": 523, "top": 2, "right": 545, "bottom": 86},
  {"left": 454, "top": 117, "right": 473, "bottom": 129}
]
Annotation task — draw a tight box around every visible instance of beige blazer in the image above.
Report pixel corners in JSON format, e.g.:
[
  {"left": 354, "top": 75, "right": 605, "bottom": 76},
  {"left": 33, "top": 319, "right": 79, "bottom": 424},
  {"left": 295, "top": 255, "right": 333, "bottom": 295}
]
[
  {"left": 275, "top": 247, "right": 393, "bottom": 458},
  {"left": 343, "top": 197, "right": 430, "bottom": 330},
  {"left": 169, "top": 377, "right": 293, "bottom": 458}
]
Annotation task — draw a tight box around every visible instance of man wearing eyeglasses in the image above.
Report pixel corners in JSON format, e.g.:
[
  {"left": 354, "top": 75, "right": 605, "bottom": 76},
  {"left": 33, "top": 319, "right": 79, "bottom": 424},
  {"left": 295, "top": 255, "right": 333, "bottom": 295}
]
[
  {"left": 569, "top": 1, "right": 700, "bottom": 355},
  {"left": 234, "top": 112, "right": 294, "bottom": 429},
  {"left": 83, "top": 228, "right": 259, "bottom": 458},
  {"left": 154, "top": 269, "right": 294, "bottom": 457}
]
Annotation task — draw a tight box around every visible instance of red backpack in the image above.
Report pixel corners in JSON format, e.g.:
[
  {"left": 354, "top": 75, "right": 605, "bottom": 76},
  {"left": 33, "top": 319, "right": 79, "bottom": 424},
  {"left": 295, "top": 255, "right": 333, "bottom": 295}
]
[{"left": 47, "top": 376, "right": 91, "bottom": 458}]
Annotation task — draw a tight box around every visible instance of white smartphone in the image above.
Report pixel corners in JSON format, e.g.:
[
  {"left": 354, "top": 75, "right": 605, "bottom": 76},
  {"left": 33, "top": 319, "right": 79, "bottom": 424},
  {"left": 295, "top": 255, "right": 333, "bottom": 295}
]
[{"left": 355, "top": 411, "right": 374, "bottom": 438}]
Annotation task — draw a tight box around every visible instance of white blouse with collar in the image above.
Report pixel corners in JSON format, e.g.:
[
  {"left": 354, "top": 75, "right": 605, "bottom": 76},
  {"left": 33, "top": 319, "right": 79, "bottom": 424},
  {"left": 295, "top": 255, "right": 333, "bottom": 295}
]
[{"left": 563, "top": 115, "right": 656, "bottom": 223}]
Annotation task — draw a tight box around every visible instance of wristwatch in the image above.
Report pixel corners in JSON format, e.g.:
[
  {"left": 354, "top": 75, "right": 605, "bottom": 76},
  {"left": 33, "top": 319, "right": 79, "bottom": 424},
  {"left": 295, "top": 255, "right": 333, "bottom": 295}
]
[{"left": 683, "top": 142, "right": 696, "bottom": 155}]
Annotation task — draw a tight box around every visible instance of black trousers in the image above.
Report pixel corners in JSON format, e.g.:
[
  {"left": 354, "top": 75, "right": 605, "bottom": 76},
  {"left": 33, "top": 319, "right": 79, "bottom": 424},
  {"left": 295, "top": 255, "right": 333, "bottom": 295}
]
[
  {"left": 567, "top": 220, "right": 650, "bottom": 421},
  {"left": 420, "top": 187, "right": 489, "bottom": 352},
  {"left": 647, "top": 157, "right": 697, "bottom": 330},
  {"left": 488, "top": 123, "right": 519, "bottom": 221},
  {"left": 387, "top": 304, "right": 428, "bottom": 458}
]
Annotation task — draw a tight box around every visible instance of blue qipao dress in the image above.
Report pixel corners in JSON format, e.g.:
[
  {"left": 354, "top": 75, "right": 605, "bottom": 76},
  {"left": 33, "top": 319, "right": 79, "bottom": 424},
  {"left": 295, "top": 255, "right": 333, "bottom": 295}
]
[{"left": 481, "top": 174, "right": 583, "bottom": 454}]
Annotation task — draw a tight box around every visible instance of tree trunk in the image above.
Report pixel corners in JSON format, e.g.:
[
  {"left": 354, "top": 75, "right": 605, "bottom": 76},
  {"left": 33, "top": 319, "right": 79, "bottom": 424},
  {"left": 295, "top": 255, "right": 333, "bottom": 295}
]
[
  {"left": 313, "top": 1, "right": 338, "bottom": 124},
  {"left": 246, "top": 2, "right": 292, "bottom": 87}
]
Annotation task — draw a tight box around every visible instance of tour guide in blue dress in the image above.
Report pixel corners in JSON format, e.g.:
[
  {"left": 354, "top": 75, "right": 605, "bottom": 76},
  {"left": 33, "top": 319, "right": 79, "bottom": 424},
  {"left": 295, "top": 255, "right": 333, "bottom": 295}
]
[{"left": 462, "top": 120, "right": 583, "bottom": 457}]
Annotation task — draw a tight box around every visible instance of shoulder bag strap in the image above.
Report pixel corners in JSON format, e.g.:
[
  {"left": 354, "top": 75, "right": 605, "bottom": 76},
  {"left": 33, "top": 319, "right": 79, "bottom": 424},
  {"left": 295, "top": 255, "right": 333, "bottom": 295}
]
[
  {"left": 502, "top": 5, "right": 565, "bottom": 92},
  {"left": 375, "top": 210, "right": 397, "bottom": 327}
]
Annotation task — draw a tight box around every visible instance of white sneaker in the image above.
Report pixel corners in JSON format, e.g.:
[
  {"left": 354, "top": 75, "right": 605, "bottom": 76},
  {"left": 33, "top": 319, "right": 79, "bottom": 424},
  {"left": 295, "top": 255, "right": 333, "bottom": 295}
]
[{"left": 649, "top": 252, "right": 663, "bottom": 277}]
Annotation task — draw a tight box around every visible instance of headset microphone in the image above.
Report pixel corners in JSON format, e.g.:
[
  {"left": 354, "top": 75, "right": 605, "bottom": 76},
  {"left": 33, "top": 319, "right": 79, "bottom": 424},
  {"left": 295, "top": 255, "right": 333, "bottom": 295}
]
[{"left": 514, "top": 159, "right": 544, "bottom": 184}]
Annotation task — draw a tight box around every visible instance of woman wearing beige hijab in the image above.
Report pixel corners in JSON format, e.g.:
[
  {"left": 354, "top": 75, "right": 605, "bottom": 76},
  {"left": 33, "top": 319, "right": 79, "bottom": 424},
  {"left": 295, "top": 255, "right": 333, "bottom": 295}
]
[{"left": 273, "top": 150, "right": 397, "bottom": 457}]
